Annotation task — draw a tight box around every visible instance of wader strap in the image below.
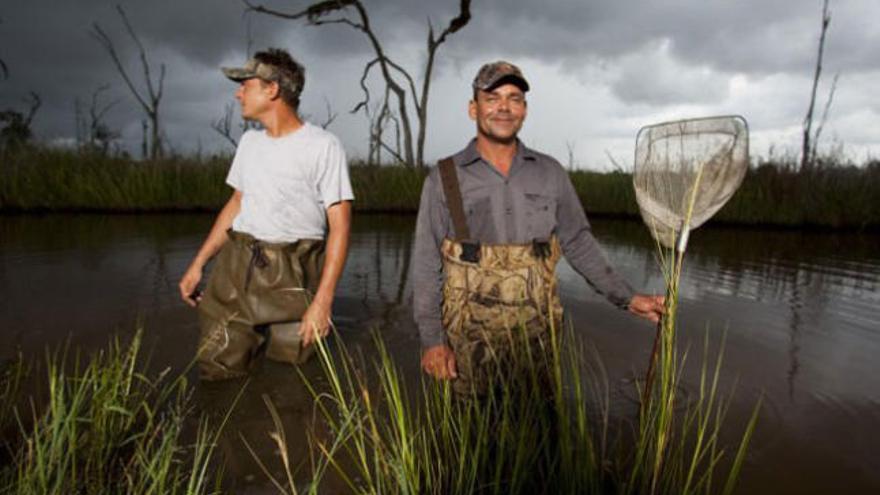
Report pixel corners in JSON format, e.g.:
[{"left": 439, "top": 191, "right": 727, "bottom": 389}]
[
  {"left": 438, "top": 157, "right": 470, "bottom": 241},
  {"left": 244, "top": 241, "right": 269, "bottom": 292}
]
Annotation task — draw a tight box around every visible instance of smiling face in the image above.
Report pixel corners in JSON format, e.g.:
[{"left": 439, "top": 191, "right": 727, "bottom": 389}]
[
  {"left": 234, "top": 77, "right": 277, "bottom": 121},
  {"left": 469, "top": 83, "right": 528, "bottom": 145}
]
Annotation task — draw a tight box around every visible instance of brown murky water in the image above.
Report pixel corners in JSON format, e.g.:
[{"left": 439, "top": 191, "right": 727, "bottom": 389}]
[{"left": 1, "top": 213, "right": 878, "bottom": 494}]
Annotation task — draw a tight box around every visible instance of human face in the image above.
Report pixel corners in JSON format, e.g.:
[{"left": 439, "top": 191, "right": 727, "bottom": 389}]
[
  {"left": 235, "top": 78, "right": 275, "bottom": 121},
  {"left": 469, "top": 83, "right": 527, "bottom": 144}
]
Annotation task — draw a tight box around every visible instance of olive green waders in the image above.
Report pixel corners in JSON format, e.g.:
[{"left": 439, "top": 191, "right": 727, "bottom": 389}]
[
  {"left": 197, "top": 230, "right": 324, "bottom": 380},
  {"left": 438, "top": 158, "right": 564, "bottom": 396}
]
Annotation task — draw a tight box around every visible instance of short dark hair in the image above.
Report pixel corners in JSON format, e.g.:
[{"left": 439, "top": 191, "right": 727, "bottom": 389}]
[{"left": 253, "top": 48, "right": 305, "bottom": 110}]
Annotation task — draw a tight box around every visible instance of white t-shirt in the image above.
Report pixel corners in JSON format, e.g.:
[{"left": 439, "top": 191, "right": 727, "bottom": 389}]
[{"left": 226, "top": 123, "right": 354, "bottom": 242}]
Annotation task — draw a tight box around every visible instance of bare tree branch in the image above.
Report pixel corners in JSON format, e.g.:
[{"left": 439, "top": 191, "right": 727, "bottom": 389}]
[
  {"left": 91, "top": 5, "right": 166, "bottom": 159},
  {"left": 0, "top": 17, "right": 9, "bottom": 80},
  {"left": 248, "top": 0, "right": 469, "bottom": 166},
  {"left": 415, "top": 0, "right": 471, "bottom": 166},
  {"left": 212, "top": 102, "right": 239, "bottom": 150},
  {"left": 810, "top": 72, "right": 839, "bottom": 165},
  {"left": 23, "top": 92, "right": 41, "bottom": 126},
  {"left": 351, "top": 57, "right": 381, "bottom": 114},
  {"left": 801, "top": 0, "right": 831, "bottom": 172},
  {"left": 320, "top": 96, "right": 337, "bottom": 129}
]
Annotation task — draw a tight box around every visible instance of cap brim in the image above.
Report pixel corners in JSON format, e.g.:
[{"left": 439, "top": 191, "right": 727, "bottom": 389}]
[
  {"left": 221, "top": 67, "right": 256, "bottom": 82},
  {"left": 486, "top": 74, "right": 530, "bottom": 92}
]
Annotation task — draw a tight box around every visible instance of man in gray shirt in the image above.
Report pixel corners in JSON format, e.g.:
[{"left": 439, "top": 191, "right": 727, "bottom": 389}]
[{"left": 413, "top": 60, "right": 664, "bottom": 387}]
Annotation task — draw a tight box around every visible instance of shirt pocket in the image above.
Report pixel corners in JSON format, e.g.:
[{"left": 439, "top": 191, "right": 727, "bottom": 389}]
[
  {"left": 523, "top": 190, "right": 556, "bottom": 239},
  {"left": 462, "top": 195, "right": 496, "bottom": 240}
]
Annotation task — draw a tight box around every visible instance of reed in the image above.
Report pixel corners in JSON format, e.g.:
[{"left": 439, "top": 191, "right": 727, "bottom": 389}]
[
  {"left": 3, "top": 147, "right": 877, "bottom": 229},
  {"left": 253, "top": 320, "right": 758, "bottom": 494},
  {"left": 0, "top": 330, "right": 230, "bottom": 494}
]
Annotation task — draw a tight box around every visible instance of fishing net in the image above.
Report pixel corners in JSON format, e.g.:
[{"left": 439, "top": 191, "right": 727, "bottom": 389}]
[{"left": 633, "top": 116, "right": 749, "bottom": 251}]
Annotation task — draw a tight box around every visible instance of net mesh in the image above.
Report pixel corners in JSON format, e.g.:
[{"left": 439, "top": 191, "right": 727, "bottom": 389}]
[{"left": 633, "top": 115, "right": 749, "bottom": 249}]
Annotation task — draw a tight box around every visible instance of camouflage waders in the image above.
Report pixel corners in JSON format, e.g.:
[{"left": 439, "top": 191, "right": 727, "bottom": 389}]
[
  {"left": 437, "top": 158, "right": 563, "bottom": 396},
  {"left": 197, "top": 230, "right": 324, "bottom": 381}
]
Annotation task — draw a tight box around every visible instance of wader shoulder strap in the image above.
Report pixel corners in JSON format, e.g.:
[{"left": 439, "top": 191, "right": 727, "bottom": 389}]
[{"left": 438, "top": 157, "right": 470, "bottom": 241}]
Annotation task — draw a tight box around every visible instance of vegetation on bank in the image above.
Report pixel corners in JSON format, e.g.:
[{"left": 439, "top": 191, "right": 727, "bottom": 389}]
[{"left": 1, "top": 147, "right": 877, "bottom": 228}]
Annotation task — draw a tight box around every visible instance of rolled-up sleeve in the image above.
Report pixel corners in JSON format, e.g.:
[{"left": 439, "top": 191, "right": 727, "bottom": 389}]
[
  {"left": 412, "top": 170, "right": 450, "bottom": 348},
  {"left": 555, "top": 169, "right": 635, "bottom": 308}
]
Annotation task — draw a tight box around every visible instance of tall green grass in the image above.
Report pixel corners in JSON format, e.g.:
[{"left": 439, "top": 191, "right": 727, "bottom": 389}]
[
  {"left": 250, "top": 320, "right": 758, "bottom": 494},
  {"left": 3, "top": 146, "right": 877, "bottom": 228},
  {"left": 0, "top": 331, "right": 230, "bottom": 494}
]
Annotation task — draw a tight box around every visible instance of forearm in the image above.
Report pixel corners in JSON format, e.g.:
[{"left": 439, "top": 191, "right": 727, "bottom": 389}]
[
  {"left": 190, "top": 191, "right": 241, "bottom": 269},
  {"left": 312, "top": 200, "right": 351, "bottom": 308},
  {"left": 556, "top": 173, "right": 634, "bottom": 307}
]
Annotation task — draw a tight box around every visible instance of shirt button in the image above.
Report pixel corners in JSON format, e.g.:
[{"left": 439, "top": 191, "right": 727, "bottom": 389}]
[{"left": 506, "top": 207, "right": 512, "bottom": 215}]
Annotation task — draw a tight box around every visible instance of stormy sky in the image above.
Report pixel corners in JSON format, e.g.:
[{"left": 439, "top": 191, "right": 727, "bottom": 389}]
[{"left": 1, "top": 0, "right": 877, "bottom": 169}]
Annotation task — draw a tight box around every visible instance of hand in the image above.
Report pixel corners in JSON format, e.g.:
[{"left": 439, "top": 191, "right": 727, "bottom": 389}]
[
  {"left": 300, "top": 301, "right": 332, "bottom": 347},
  {"left": 178, "top": 264, "right": 203, "bottom": 307},
  {"left": 421, "top": 344, "right": 458, "bottom": 380},
  {"left": 628, "top": 294, "right": 666, "bottom": 323}
]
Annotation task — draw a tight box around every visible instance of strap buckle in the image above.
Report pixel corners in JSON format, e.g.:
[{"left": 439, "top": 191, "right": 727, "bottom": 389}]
[{"left": 460, "top": 241, "right": 481, "bottom": 263}]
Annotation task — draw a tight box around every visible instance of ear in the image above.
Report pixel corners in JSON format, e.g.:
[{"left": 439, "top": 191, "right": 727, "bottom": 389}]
[
  {"left": 468, "top": 99, "right": 477, "bottom": 121},
  {"left": 266, "top": 81, "right": 281, "bottom": 100}
]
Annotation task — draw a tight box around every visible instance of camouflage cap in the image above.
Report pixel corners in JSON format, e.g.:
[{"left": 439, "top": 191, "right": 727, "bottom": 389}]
[
  {"left": 221, "top": 58, "right": 303, "bottom": 99},
  {"left": 472, "top": 60, "right": 530, "bottom": 93}
]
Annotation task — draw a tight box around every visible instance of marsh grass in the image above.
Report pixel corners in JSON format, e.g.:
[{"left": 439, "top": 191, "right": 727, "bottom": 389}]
[
  {"left": 0, "top": 330, "right": 231, "bottom": 494},
  {"left": 3, "top": 147, "right": 877, "bottom": 228},
  {"left": 251, "top": 317, "right": 759, "bottom": 494}
]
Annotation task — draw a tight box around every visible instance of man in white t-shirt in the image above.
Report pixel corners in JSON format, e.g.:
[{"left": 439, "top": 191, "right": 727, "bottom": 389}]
[{"left": 178, "top": 48, "right": 354, "bottom": 380}]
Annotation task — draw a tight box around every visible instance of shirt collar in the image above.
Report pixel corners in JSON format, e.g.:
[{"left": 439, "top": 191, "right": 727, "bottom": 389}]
[{"left": 453, "top": 138, "right": 538, "bottom": 167}]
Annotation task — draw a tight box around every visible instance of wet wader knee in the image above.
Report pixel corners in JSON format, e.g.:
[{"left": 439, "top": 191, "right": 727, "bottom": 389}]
[{"left": 265, "top": 322, "right": 315, "bottom": 365}]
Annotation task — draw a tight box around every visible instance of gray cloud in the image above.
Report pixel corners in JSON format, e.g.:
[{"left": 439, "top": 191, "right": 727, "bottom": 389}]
[{"left": 1, "top": 0, "right": 877, "bottom": 163}]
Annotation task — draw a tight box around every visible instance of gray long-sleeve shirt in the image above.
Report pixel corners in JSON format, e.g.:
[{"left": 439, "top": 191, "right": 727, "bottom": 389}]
[{"left": 413, "top": 139, "right": 635, "bottom": 349}]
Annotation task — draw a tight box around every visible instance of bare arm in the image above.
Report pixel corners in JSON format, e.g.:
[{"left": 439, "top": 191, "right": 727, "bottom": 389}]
[
  {"left": 300, "top": 200, "right": 352, "bottom": 345},
  {"left": 178, "top": 190, "right": 242, "bottom": 306}
]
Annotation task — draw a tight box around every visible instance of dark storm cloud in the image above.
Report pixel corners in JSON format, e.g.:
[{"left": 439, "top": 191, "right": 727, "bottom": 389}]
[
  {"left": 447, "top": 0, "right": 877, "bottom": 74},
  {"left": 1, "top": 0, "right": 877, "bottom": 157}
]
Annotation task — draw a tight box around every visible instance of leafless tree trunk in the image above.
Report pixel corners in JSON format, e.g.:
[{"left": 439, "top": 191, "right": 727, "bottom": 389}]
[
  {"left": 810, "top": 72, "right": 839, "bottom": 166},
  {"left": 565, "top": 140, "right": 576, "bottom": 170},
  {"left": 212, "top": 102, "right": 240, "bottom": 150},
  {"left": 0, "top": 17, "right": 8, "bottom": 80},
  {"left": 245, "top": 0, "right": 471, "bottom": 167},
  {"left": 23, "top": 92, "right": 41, "bottom": 127},
  {"left": 92, "top": 5, "right": 166, "bottom": 160},
  {"left": 319, "top": 96, "right": 338, "bottom": 129},
  {"left": 801, "top": 0, "right": 831, "bottom": 172}
]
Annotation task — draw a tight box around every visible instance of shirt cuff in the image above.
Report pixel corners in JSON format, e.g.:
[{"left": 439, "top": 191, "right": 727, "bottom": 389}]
[{"left": 417, "top": 321, "right": 448, "bottom": 350}]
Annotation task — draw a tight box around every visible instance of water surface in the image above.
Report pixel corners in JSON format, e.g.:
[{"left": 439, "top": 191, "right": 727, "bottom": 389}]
[{"left": 0, "top": 213, "right": 877, "bottom": 494}]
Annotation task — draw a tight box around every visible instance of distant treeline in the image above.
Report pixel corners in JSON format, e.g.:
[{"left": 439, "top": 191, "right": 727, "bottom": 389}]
[{"left": 1, "top": 147, "right": 878, "bottom": 229}]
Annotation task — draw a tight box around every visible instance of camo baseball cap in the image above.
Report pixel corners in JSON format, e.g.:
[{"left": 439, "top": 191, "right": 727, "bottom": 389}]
[
  {"left": 222, "top": 57, "right": 303, "bottom": 99},
  {"left": 472, "top": 60, "right": 530, "bottom": 92}
]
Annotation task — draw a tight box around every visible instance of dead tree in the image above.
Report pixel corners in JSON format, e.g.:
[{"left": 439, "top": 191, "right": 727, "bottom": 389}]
[
  {"left": 212, "top": 102, "right": 240, "bottom": 150},
  {"left": 801, "top": 0, "right": 831, "bottom": 172},
  {"left": 245, "top": 0, "right": 471, "bottom": 167},
  {"left": 319, "top": 96, "right": 338, "bottom": 129},
  {"left": 92, "top": 5, "right": 166, "bottom": 160},
  {"left": 0, "top": 17, "right": 8, "bottom": 80},
  {"left": 0, "top": 92, "right": 41, "bottom": 150},
  {"left": 76, "top": 84, "right": 120, "bottom": 153},
  {"left": 810, "top": 72, "right": 839, "bottom": 166}
]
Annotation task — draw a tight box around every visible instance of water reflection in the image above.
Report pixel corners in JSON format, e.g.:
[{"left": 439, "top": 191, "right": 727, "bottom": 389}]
[{"left": 0, "top": 214, "right": 879, "bottom": 494}]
